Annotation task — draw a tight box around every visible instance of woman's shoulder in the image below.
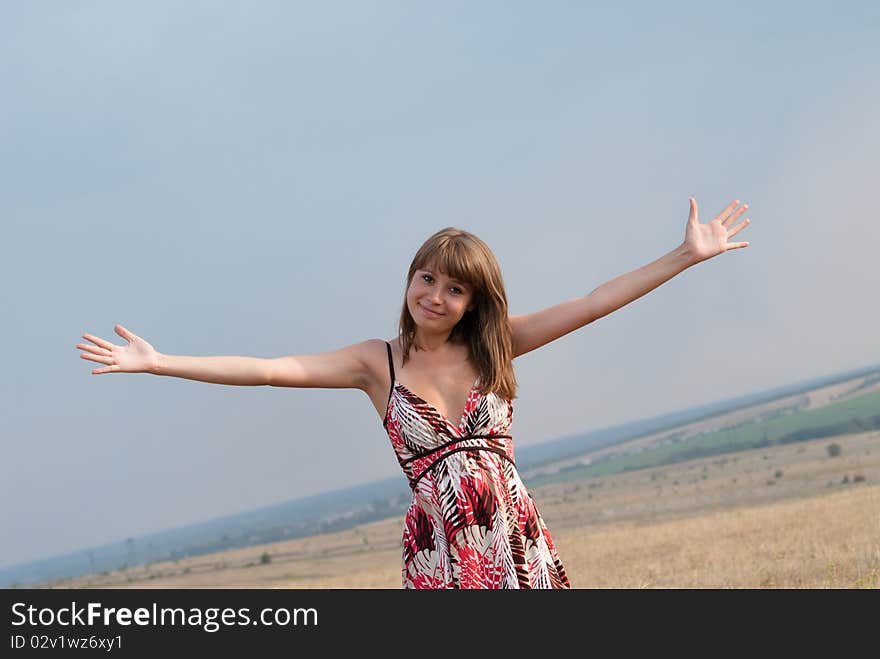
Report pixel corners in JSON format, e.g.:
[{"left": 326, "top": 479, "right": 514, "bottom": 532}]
[
  {"left": 354, "top": 338, "right": 395, "bottom": 378},
  {"left": 353, "top": 337, "right": 392, "bottom": 361}
]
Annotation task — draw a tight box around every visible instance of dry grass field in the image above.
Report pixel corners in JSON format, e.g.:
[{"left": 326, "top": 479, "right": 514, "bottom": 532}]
[{"left": 45, "top": 431, "right": 880, "bottom": 589}]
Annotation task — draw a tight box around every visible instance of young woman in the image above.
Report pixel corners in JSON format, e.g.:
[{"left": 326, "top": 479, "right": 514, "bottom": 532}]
[{"left": 77, "top": 197, "right": 750, "bottom": 589}]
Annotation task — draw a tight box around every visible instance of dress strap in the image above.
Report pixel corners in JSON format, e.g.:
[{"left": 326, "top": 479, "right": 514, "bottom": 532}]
[{"left": 384, "top": 341, "right": 396, "bottom": 410}]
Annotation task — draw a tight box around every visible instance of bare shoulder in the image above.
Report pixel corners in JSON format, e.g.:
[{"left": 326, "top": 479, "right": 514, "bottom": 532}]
[
  {"left": 356, "top": 337, "right": 392, "bottom": 382},
  {"left": 358, "top": 337, "right": 396, "bottom": 419},
  {"left": 327, "top": 337, "right": 389, "bottom": 390},
  {"left": 509, "top": 313, "right": 529, "bottom": 358}
]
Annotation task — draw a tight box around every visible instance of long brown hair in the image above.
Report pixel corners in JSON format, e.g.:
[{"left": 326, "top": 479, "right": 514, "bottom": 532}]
[{"left": 398, "top": 227, "right": 517, "bottom": 400}]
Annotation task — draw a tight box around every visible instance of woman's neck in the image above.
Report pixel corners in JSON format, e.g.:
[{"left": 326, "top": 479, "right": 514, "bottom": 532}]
[{"left": 412, "top": 329, "right": 458, "bottom": 353}]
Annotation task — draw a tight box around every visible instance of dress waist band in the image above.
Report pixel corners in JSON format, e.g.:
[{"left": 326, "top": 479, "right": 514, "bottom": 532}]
[{"left": 405, "top": 435, "right": 514, "bottom": 490}]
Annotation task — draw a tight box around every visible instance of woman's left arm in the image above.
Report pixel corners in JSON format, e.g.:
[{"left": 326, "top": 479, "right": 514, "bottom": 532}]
[{"left": 511, "top": 197, "right": 751, "bottom": 358}]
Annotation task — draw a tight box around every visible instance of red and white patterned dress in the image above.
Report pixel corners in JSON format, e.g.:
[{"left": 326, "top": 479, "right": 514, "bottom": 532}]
[{"left": 382, "top": 342, "right": 570, "bottom": 589}]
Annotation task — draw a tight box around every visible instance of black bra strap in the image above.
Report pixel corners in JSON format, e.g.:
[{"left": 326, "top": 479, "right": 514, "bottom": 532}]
[{"left": 385, "top": 341, "right": 396, "bottom": 406}]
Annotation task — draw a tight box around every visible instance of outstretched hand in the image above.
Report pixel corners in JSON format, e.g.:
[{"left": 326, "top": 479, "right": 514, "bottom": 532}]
[
  {"left": 77, "top": 325, "right": 160, "bottom": 374},
  {"left": 683, "top": 198, "right": 751, "bottom": 265}
]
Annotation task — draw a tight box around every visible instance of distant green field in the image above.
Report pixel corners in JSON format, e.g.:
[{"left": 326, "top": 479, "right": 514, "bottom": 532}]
[{"left": 528, "top": 388, "right": 880, "bottom": 487}]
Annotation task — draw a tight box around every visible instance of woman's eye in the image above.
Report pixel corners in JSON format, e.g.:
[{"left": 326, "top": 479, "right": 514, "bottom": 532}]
[
  {"left": 421, "top": 274, "right": 433, "bottom": 283},
  {"left": 450, "top": 287, "right": 462, "bottom": 295}
]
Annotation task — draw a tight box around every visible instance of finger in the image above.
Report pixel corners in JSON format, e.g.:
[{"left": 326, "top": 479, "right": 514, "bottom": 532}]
[
  {"left": 727, "top": 218, "right": 751, "bottom": 237},
  {"left": 727, "top": 241, "right": 750, "bottom": 250},
  {"left": 115, "top": 324, "right": 135, "bottom": 342},
  {"left": 688, "top": 197, "right": 698, "bottom": 224},
  {"left": 81, "top": 353, "right": 114, "bottom": 365},
  {"left": 715, "top": 199, "right": 740, "bottom": 223},
  {"left": 722, "top": 204, "right": 748, "bottom": 227},
  {"left": 76, "top": 343, "right": 111, "bottom": 356},
  {"left": 82, "top": 333, "right": 114, "bottom": 350},
  {"left": 93, "top": 365, "right": 119, "bottom": 375}
]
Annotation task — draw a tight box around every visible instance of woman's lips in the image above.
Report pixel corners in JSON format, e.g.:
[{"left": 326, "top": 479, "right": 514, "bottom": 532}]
[{"left": 420, "top": 305, "right": 444, "bottom": 317}]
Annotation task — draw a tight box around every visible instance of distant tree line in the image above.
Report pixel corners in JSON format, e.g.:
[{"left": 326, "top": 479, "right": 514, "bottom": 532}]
[
  {"left": 776, "top": 414, "right": 880, "bottom": 445},
  {"left": 615, "top": 414, "right": 880, "bottom": 474}
]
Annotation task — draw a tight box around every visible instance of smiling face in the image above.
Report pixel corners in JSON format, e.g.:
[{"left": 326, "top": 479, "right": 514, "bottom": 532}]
[
  {"left": 406, "top": 265, "right": 475, "bottom": 338},
  {"left": 397, "top": 228, "right": 516, "bottom": 397}
]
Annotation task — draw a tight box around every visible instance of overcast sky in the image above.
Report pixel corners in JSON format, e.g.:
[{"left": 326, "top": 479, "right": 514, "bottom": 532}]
[{"left": 2, "top": 1, "right": 878, "bottom": 569}]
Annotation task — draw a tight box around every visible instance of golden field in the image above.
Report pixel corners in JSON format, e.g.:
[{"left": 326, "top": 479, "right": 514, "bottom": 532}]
[{"left": 45, "top": 431, "right": 880, "bottom": 589}]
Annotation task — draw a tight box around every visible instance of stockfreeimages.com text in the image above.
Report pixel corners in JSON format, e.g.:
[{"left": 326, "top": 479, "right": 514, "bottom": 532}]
[{"left": 11, "top": 601, "right": 317, "bottom": 632}]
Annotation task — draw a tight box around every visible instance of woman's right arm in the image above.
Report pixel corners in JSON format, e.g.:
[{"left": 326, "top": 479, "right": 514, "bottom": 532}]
[{"left": 77, "top": 324, "right": 380, "bottom": 390}]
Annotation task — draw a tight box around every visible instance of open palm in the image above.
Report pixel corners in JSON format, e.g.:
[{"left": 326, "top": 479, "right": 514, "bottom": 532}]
[
  {"left": 77, "top": 324, "right": 159, "bottom": 374},
  {"left": 684, "top": 198, "right": 751, "bottom": 264}
]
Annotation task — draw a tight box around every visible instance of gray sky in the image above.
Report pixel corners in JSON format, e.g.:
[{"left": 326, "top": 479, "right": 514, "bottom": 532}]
[{"left": 2, "top": 1, "right": 879, "bottom": 569}]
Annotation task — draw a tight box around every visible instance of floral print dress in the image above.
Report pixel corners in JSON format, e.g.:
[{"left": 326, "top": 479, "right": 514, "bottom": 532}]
[{"left": 382, "top": 342, "right": 570, "bottom": 589}]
